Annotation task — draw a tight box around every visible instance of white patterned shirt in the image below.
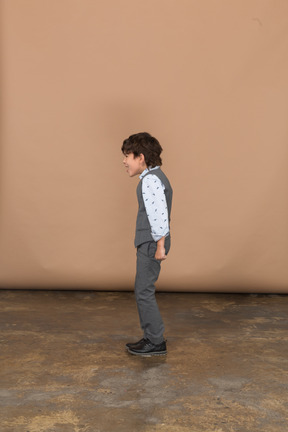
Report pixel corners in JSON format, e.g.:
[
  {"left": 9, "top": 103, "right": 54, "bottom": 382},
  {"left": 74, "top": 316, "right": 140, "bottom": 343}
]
[{"left": 139, "top": 166, "right": 169, "bottom": 242}]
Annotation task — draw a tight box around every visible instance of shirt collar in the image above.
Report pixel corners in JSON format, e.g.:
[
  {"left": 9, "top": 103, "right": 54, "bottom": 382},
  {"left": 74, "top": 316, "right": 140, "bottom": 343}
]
[{"left": 139, "top": 166, "right": 160, "bottom": 179}]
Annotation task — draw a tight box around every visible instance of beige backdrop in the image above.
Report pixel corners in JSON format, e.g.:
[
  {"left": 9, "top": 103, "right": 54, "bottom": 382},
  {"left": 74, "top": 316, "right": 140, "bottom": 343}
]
[{"left": 1, "top": 0, "right": 288, "bottom": 292}]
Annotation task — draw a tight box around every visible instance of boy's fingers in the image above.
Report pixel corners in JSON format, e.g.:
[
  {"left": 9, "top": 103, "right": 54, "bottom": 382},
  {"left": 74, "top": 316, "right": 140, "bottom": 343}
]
[{"left": 155, "top": 255, "right": 167, "bottom": 261}]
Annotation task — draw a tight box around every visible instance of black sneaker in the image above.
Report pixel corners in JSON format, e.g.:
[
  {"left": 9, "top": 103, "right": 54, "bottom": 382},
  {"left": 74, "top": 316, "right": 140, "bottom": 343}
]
[
  {"left": 127, "top": 338, "right": 167, "bottom": 356},
  {"left": 125, "top": 338, "right": 145, "bottom": 350}
]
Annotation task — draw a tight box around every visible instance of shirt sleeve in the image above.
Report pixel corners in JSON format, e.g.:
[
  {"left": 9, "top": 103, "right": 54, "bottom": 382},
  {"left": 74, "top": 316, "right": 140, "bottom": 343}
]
[{"left": 142, "top": 174, "right": 169, "bottom": 242}]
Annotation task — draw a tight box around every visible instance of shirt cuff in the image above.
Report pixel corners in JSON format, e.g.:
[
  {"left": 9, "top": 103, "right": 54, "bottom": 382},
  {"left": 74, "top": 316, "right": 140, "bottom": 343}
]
[{"left": 151, "top": 232, "right": 169, "bottom": 242}]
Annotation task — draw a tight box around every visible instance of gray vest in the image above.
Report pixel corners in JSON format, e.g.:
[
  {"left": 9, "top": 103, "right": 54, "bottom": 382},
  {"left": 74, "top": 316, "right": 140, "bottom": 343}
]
[{"left": 134, "top": 167, "right": 173, "bottom": 247}]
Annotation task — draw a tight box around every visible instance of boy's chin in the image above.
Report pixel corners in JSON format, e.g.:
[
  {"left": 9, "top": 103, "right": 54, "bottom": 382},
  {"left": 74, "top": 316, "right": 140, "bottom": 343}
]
[{"left": 128, "top": 171, "right": 137, "bottom": 177}]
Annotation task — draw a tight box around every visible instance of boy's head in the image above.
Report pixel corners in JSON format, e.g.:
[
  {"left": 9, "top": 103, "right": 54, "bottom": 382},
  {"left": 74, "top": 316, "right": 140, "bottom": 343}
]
[{"left": 122, "top": 132, "right": 163, "bottom": 177}]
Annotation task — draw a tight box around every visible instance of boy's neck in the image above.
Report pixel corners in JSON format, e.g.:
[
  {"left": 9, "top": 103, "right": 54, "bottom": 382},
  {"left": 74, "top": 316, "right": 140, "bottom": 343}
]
[{"left": 139, "top": 166, "right": 160, "bottom": 179}]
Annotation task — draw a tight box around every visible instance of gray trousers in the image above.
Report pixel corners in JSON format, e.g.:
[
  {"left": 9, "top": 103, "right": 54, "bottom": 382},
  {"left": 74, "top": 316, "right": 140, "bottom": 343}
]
[{"left": 134, "top": 237, "right": 171, "bottom": 344}]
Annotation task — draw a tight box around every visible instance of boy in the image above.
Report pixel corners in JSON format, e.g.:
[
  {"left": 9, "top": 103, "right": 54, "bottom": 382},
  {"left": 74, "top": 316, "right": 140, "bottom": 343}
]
[{"left": 121, "top": 132, "right": 173, "bottom": 356}]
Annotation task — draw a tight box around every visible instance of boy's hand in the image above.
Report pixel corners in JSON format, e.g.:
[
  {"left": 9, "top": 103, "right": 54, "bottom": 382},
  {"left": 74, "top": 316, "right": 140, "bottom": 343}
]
[{"left": 155, "top": 237, "right": 167, "bottom": 261}]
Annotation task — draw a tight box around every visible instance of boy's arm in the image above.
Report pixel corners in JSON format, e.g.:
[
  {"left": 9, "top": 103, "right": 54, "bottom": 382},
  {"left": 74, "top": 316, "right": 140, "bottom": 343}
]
[
  {"left": 142, "top": 175, "right": 169, "bottom": 261},
  {"left": 154, "top": 236, "right": 167, "bottom": 261}
]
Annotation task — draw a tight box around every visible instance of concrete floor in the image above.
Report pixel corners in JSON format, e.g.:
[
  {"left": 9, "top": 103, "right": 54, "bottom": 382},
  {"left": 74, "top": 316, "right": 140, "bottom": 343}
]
[{"left": 0, "top": 290, "right": 288, "bottom": 432}]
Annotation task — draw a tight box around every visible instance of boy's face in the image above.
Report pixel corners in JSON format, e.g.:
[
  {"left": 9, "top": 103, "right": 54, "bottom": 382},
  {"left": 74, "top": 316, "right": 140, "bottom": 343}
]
[{"left": 123, "top": 152, "right": 147, "bottom": 177}]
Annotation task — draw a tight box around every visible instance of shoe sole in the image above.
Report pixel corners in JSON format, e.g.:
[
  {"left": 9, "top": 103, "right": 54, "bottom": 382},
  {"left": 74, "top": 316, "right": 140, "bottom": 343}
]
[{"left": 127, "top": 348, "right": 167, "bottom": 357}]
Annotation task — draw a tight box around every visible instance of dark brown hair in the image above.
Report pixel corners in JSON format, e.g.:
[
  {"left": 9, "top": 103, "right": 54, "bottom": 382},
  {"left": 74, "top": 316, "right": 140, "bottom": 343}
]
[{"left": 121, "top": 132, "right": 163, "bottom": 167}]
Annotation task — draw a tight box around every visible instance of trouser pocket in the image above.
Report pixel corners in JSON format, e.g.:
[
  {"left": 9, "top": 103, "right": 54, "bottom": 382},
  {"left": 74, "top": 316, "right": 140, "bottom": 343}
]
[{"left": 147, "top": 241, "right": 157, "bottom": 258}]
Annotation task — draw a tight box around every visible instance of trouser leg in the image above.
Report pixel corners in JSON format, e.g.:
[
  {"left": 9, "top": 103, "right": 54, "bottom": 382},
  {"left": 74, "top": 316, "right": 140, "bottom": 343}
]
[{"left": 134, "top": 241, "right": 166, "bottom": 345}]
